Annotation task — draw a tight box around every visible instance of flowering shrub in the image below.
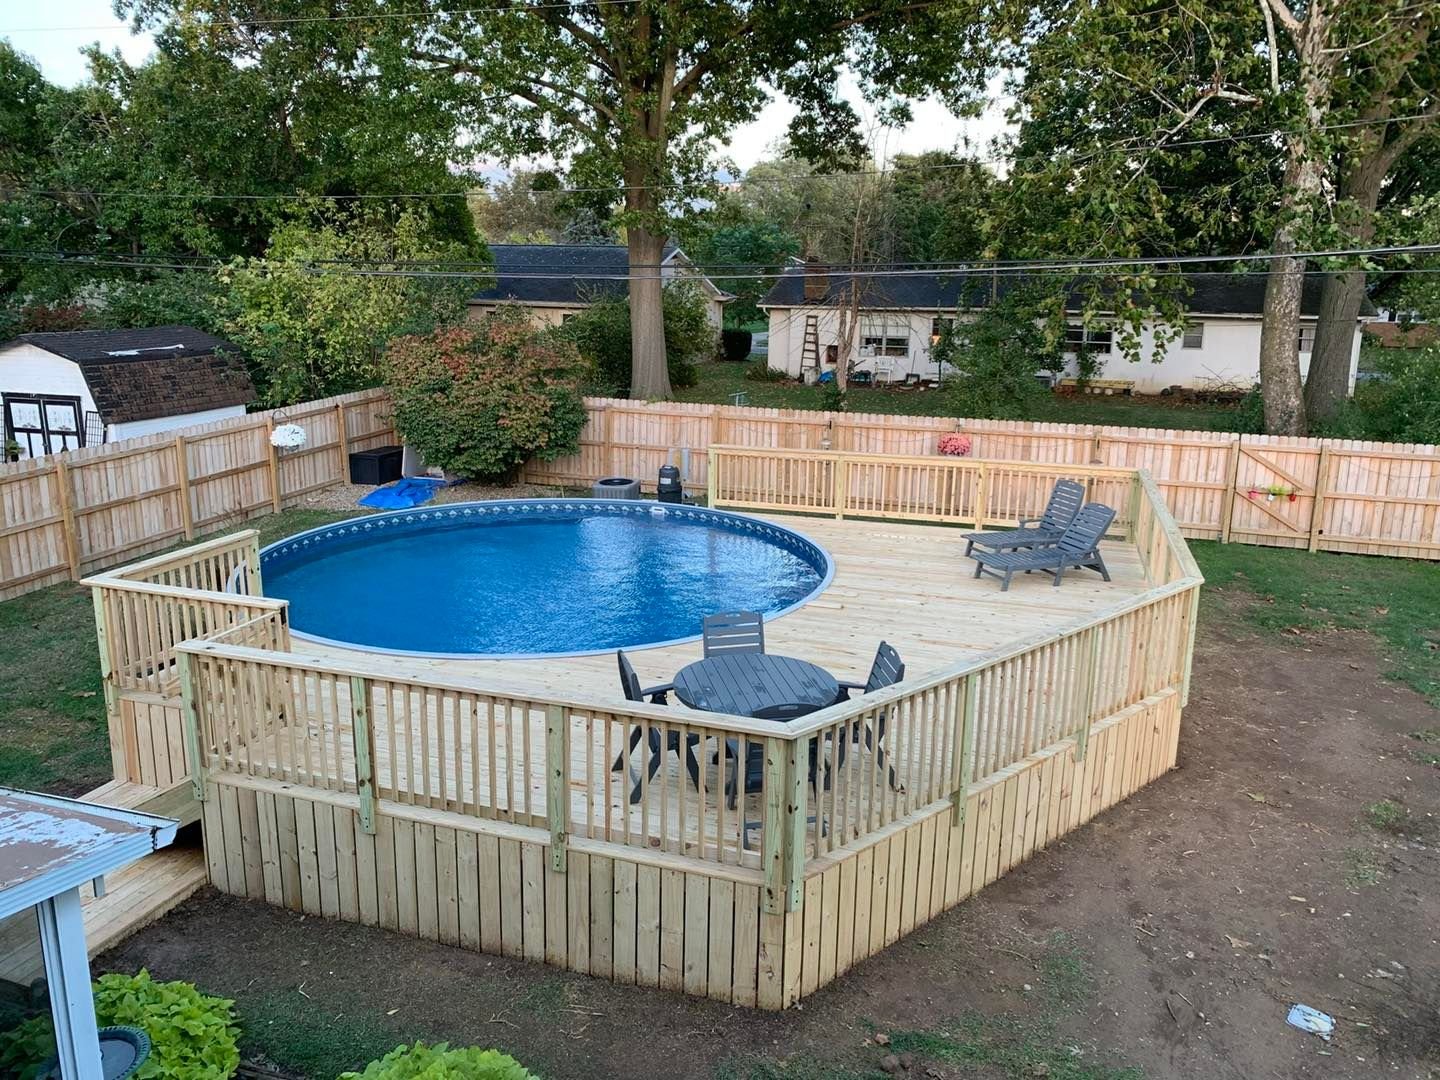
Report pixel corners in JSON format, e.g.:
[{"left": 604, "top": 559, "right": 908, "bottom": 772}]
[
  {"left": 938, "top": 433, "right": 972, "bottom": 456},
  {"left": 387, "top": 307, "right": 588, "bottom": 480}
]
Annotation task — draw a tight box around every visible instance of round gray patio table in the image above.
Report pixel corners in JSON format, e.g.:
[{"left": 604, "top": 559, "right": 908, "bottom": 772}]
[{"left": 672, "top": 653, "right": 840, "bottom": 718}]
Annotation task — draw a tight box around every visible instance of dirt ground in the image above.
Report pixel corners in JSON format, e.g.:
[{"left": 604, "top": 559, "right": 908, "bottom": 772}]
[{"left": 100, "top": 587, "right": 1440, "bottom": 1080}]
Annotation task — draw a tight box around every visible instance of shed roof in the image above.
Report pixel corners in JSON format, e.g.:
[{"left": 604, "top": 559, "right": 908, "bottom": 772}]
[
  {"left": 0, "top": 789, "right": 178, "bottom": 920},
  {"left": 760, "top": 268, "right": 1376, "bottom": 317},
  {"left": 3, "top": 325, "right": 255, "bottom": 424}
]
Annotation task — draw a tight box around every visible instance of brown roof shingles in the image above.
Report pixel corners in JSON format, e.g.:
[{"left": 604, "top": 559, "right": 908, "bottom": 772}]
[{"left": 81, "top": 351, "right": 255, "bottom": 425}]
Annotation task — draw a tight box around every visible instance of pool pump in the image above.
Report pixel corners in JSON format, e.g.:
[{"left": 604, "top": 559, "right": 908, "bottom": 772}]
[{"left": 657, "top": 464, "right": 684, "bottom": 503}]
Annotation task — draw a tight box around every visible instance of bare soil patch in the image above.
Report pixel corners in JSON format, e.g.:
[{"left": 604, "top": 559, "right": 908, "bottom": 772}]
[{"left": 100, "top": 591, "right": 1440, "bottom": 1080}]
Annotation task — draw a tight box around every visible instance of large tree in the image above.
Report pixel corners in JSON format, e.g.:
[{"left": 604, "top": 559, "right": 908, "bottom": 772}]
[{"left": 124, "top": 0, "right": 1004, "bottom": 399}]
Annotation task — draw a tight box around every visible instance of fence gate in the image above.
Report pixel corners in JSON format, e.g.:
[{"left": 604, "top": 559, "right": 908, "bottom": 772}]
[{"left": 1226, "top": 444, "right": 1319, "bottom": 548}]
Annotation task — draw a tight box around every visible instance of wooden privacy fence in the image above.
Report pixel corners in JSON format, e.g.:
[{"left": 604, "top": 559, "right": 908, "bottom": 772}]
[
  {"left": 524, "top": 396, "right": 1440, "bottom": 561},
  {"left": 1, "top": 388, "right": 395, "bottom": 600}
]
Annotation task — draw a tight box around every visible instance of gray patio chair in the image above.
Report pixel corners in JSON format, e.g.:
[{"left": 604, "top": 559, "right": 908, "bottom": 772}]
[
  {"left": 701, "top": 610, "right": 765, "bottom": 657},
  {"left": 971, "top": 502, "right": 1116, "bottom": 591},
  {"left": 835, "top": 641, "right": 905, "bottom": 790},
  {"left": 613, "top": 650, "right": 699, "bottom": 803},
  {"left": 962, "top": 478, "right": 1085, "bottom": 556}
]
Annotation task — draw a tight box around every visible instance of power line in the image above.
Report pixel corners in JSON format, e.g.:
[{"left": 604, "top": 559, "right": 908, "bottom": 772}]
[
  {"left": 0, "top": 0, "right": 639, "bottom": 35},
  {"left": 9, "top": 111, "right": 1436, "bottom": 202}
]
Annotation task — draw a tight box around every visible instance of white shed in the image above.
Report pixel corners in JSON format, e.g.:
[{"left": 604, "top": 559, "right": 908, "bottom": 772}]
[
  {"left": 1, "top": 326, "right": 254, "bottom": 459},
  {"left": 0, "top": 789, "right": 178, "bottom": 1079}
]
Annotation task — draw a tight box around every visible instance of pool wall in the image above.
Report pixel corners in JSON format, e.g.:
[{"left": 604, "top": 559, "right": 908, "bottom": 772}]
[{"left": 259, "top": 499, "right": 835, "bottom": 660}]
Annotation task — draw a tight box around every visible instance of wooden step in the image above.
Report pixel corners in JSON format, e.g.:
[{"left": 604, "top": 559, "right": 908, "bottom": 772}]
[
  {"left": 0, "top": 847, "right": 208, "bottom": 986},
  {"left": 82, "top": 778, "right": 200, "bottom": 827}
]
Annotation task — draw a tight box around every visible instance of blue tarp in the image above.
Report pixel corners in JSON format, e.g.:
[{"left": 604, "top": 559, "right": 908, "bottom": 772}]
[{"left": 358, "top": 476, "right": 446, "bottom": 509}]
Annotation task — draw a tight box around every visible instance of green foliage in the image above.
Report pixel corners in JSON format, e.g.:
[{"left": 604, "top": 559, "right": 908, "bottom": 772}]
[
  {"left": 97, "top": 273, "right": 230, "bottom": 334},
  {"left": 743, "top": 362, "right": 791, "bottom": 383},
  {"left": 226, "top": 204, "right": 486, "bottom": 405},
  {"left": 1347, "top": 348, "right": 1440, "bottom": 444},
  {"left": 934, "top": 295, "right": 1064, "bottom": 421},
  {"left": 1363, "top": 799, "right": 1409, "bottom": 833},
  {"left": 678, "top": 214, "right": 799, "bottom": 326},
  {"left": 0, "top": 971, "right": 240, "bottom": 1080},
  {"left": 891, "top": 151, "right": 997, "bottom": 263},
  {"left": 562, "top": 285, "right": 712, "bottom": 396},
  {"left": 339, "top": 1041, "right": 534, "bottom": 1079},
  {"left": 720, "top": 328, "right": 753, "bottom": 361},
  {"left": 387, "top": 308, "right": 588, "bottom": 480}
]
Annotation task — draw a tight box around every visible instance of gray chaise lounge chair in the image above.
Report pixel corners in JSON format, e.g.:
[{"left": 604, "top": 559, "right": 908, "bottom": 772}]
[
  {"left": 962, "top": 478, "right": 1085, "bottom": 556},
  {"left": 971, "top": 502, "right": 1116, "bottom": 591}
]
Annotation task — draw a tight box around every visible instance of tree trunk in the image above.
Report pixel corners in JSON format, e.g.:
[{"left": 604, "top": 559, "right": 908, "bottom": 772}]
[
  {"left": 627, "top": 225, "right": 672, "bottom": 400},
  {"left": 1305, "top": 169, "right": 1382, "bottom": 423}
]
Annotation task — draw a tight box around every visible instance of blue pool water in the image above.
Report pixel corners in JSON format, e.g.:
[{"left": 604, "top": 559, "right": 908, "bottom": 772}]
[{"left": 260, "top": 500, "right": 832, "bottom": 657}]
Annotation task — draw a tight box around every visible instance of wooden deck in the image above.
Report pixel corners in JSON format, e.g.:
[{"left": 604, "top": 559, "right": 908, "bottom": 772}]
[{"left": 299, "top": 513, "right": 1149, "bottom": 702}]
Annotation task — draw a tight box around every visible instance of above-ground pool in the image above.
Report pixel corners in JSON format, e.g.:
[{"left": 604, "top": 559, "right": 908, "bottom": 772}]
[{"left": 260, "top": 499, "right": 833, "bottom": 658}]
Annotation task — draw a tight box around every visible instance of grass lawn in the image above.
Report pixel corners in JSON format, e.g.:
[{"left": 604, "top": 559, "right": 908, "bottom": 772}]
[
  {"left": 1190, "top": 540, "right": 1440, "bottom": 707},
  {"left": 0, "top": 508, "right": 363, "bottom": 795},
  {"left": 675, "top": 359, "right": 1250, "bottom": 432}
]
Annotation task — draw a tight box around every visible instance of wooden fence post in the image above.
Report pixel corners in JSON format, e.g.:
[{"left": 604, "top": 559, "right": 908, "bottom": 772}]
[
  {"left": 1308, "top": 445, "right": 1331, "bottom": 553},
  {"left": 53, "top": 458, "right": 81, "bottom": 580},
  {"left": 1220, "top": 438, "right": 1241, "bottom": 543},
  {"left": 349, "top": 676, "right": 377, "bottom": 835},
  {"left": 546, "top": 704, "right": 569, "bottom": 872},
  {"left": 266, "top": 417, "right": 282, "bottom": 513},
  {"left": 178, "top": 650, "right": 207, "bottom": 802},
  {"left": 334, "top": 402, "right": 349, "bottom": 483},
  {"left": 707, "top": 448, "right": 719, "bottom": 508},
  {"left": 762, "top": 735, "right": 806, "bottom": 914},
  {"left": 174, "top": 436, "right": 195, "bottom": 541},
  {"left": 950, "top": 673, "right": 978, "bottom": 827}
]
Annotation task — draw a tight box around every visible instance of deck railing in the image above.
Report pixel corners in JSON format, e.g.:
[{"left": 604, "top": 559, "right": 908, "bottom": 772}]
[{"left": 93, "top": 455, "right": 1200, "bottom": 916}]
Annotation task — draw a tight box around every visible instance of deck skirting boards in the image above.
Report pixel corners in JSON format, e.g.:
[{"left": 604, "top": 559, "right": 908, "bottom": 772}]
[{"left": 199, "top": 687, "right": 1181, "bottom": 1008}]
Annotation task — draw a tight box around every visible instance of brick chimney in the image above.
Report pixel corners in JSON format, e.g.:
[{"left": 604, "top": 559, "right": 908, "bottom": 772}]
[{"left": 803, "top": 255, "right": 827, "bottom": 303}]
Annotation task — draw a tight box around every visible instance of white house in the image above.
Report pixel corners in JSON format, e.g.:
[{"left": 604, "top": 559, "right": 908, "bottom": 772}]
[
  {"left": 1, "top": 325, "right": 255, "bottom": 459},
  {"left": 468, "top": 243, "right": 734, "bottom": 329},
  {"left": 760, "top": 265, "right": 1368, "bottom": 394}
]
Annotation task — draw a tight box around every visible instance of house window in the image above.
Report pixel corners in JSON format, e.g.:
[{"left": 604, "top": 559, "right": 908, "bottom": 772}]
[
  {"left": 1182, "top": 322, "right": 1204, "bottom": 349},
  {"left": 1298, "top": 324, "right": 1316, "bottom": 352},
  {"left": 1064, "top": 323, "right": 1113, "bottom": 353},
  {"left": 860, "top": 319, "right": 910, "bottom": 357}
]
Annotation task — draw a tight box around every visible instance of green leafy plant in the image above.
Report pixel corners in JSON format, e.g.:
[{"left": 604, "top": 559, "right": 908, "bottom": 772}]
[
  {"left": 744, "top": 362, "right": 791, "bottom": 383},
  {"left": 933, "top": 292, "right": 1063, "bottom": 421},
  {"left": 339, "top": 1042, "right": 535, "bottom": 1079},
  {"left": 0, "top": 971, "right": 240, "bottom": 1080},
  {"left": 388, "top": 307, "right": 589, "bottom": 481},
  {"left": 1363, "top": 799, "right": 1408, "bottom": 833},
  {"left": 560, "top": 284, "right": 711, "bottom": 396}
]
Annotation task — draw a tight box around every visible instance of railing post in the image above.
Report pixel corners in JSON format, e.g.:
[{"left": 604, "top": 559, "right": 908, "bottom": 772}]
[
  {"left": 178, "top": 650, "right": 207, "bottom": 802},
  {"left": 1075, "top": 627, "right": 1100, "bottom": 762},
  {"left": 1127, "top": 473, "right": 1142, "bottom": 544},
  {"left": 1180, "top": 584, "right": 1201, "bottom": 707},
  {"left": 832, "top": 454, "right": 848, "bottom": 519},
  {"left": 950, "top": 673, "right": 978, "bottom": 827},
  {"left": 91, "top": 586, "right": 127, "bottom": 782},
  {"left": 546, "top": 704, "right": 570, "bottom": 872},
  {"left": 707, "top": 448, "right": 719, "bottom": 508},
  {"left": 973, "top": 462, "right": 989, "bottom": 529},
  {"left": 244, "top": 531, "right": 263, "bottom": 596},
  {"left": 762, "top": 735, "right": 806, "bottom": 914},
  {"left": 349, "top": 676, "right": 377, "bottom": 835}
]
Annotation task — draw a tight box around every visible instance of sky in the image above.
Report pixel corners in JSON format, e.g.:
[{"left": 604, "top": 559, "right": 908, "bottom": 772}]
[{"left": 3, "top": 0, "right": 1014, "bottom": 172}]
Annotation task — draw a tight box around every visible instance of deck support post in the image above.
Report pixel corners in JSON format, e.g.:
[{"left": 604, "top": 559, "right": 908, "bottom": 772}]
[
  {"left": 91, "top": 586, "right": 126, "bottom": 783},
  {"left": 1126, "top": 474, "right": 1142, "bottom": 546},
  {"left": 950, "top": 673, "right": 978, "bottom": 827},
  {"left": 243, "top": 530, "right": 263, "bottom": 596},
  {"left": 178, "top": 649, "right": 207, "bottom": 802},
  {"left": 1180, "top": 584, "right": 1201, "bottom": 708},
  {"left": 832, "top": 454, "right": 848, "bottom": 519},
  {"left": 350, "top": 677, "right": 377, "bottom": 835},
  {"left": 546, "top": 705, "right": 569, "bottom": 872},
  {"left": 762, "top": 735, "right": 805, "bottom": 914},
  {"left": 973, "top": 462, "right": 989, "bottom": 529}
]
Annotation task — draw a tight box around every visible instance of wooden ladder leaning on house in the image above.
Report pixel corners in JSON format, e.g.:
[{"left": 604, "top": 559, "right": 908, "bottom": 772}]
[{"left": 800, "top": 313, "right": 820, "bottom": 377}]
